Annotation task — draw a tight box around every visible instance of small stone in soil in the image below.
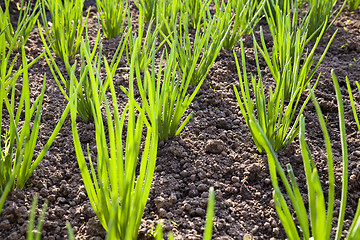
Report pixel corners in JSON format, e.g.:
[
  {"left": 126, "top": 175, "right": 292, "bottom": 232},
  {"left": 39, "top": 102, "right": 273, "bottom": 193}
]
[
  {"left": 231, "top": 176, "right": 240, "bottom": 183},
  {"left": 204, "top": 140, "right": 225, "bottom": 154},
  {"left": 195, "top": 208, "right": 206, "bottom": 217}
]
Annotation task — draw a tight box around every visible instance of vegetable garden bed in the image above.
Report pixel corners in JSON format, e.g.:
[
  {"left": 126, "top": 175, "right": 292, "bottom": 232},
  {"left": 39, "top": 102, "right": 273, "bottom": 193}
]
[{"left": 1, "top": 0, "right": 360, "bottom": 239}]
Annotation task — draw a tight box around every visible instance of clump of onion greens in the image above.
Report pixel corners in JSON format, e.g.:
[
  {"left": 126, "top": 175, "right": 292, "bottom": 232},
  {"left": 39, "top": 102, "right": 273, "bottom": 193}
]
[
  {"left": 40, "top": 0, "right": 90, "bottom": 60},
  {"left": 0, "top": 0, "right": 40, "bottom": 49},
  {"left": 249, "top": 70, "right": 360, "bottom": 240},
  {"left": 96, "top": 0, "right": 128, "bottom": 39},
  {"left": 70, "top": 33, "right": 158, "bottom": 239},
  {"left": 233, "top": 39, "right": 316, "bottom": 153}
]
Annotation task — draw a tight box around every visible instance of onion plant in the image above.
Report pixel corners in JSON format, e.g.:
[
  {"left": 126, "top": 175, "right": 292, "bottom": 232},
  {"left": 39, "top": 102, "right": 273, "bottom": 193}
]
[
  {"left": 40, "top": 24, "right": 130, "bottom": 123},
  {"left": 0, "top": 9, "right": 43, "bottom": 90},
  {"left": 0, "top": 26, "right": 21, "bottom": 90},
  {"left": 256, "top": 0, "right": 337, "bottom": 100},
  {"left": 70, "top": 34, "right": 158, "bottom": 239},
  {"left": 0, "top": 0, "right": 40, "bottom": 50},
  {"left": 173, "top": 11, "right": 229, "bottom": 86},
  {"left": 133, "top": 0, "right": 156, "bottom": 22},
  {"left": 183, "top": 0, "right": 211, "bottom": 29},
  {"left": 41, "top": 0, "right": 90, "bottom": 60},
  {"left": 0, "top": 32, "right": 40, "bottom": 214},
  {"left": 96, "top": 0, "right": 128, "bottom": 39},
  {"left": 0, "top": 44, "right": 44, "bottom": 194},
  {"left": 0, "top": 163, "right": 14, "bottom": 214},
  {"left": 27, "top": 197, "right": 48, "bottom": 240},
  {"left": 233, "top": 40, "right": 316, "bottom": 153},
  {"left": 0, "top": 44, "right": 71, "bottom": 205},
  {"left": 125, "top": 34, "right": 201, "bottom": 141},
  {"left": 348, "top": 0, "right": 360, "bottom": 11},
  {"left": 127, "top": 9, "right": 166, "bottom": 72},
  {"left": 249, "top": 70, "right": 360, "bottom": 240},
  {"left": 211, "top": 0, "right": 265, "bottom": 50},
  {"left": 156, "top": 0, "right": 180, "bottom": 41},
  {"left": 306, "top": 0, "right": 346, "bottom": 40},
  {"left": 346, "top": 78, "right": 360, "bottom": 132}
]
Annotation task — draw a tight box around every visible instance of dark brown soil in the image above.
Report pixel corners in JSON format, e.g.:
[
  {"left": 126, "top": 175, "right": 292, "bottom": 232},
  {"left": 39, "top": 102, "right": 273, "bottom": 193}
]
[{"left": 1, "top": 1, "right": 360, "bottom": 240}]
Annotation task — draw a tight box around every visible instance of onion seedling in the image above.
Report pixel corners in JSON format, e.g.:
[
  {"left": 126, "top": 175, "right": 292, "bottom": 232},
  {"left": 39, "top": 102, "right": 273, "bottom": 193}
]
[
  {"left": 40, "top": 23, "right": 130, "bottom": 123},
  {"left": 183, "top": 0, "right": 211, "bottom": 29},
  {"left": 306, "top": 0, "right": 346, "bottom": 41},
  {"left": 248, "top": 70, "right": 360, "bottom": 240},
  {"left": 0, "top": 33, "right": 42, "bottom": 214},
  {"left": 0, "top": 19, "right": 43, "bottom": 90},
  {"left": 96, "top": 0, "right": 128, "bottom": 39},
  {"left": 211, "top": 0, "right": 265, "bottom": 50},
  {"left": 174, "top": 10, "right": 230, "bottom": 86},
  {"left": 27, "top": 197, "right": 48, "bottom": 240},
  {"left": 127, "top": 8, "right": 166, "bottom": 72},
  {"left": 70, "top": 36, "right": 158, "bottom": 239},
  {"left": 233, "top": 40, "right": 316, "bottom": 153},
  {"left": 125, "top": 33, "right": 200, "bottom": 141},
  {"left": 156, "top": 0, "right": 180, "bottom": 41},
  {"left": 133, "top": 0, "right": 156, "bottom": 22},
  {"left": 135, "top": 11, "right": 229, "bottom": 137},
  {"left": 0, "top": 0, "right": 41, "bottom": 49},
  {"left": 0, "top": 24, "right": 20, "bottom": 90},
  {"left": 0, "top": 43, "right": 73, "bottom": 205},
  {"left": 41, "top": 0, "right": 90, "bottom": 60},
  {"left": 2, "top": 196, "right": 48, "bottom": 239},
  {"left": 348, "top": 0, "right": 360, "bottom": 11},
  {"left": 256, "top": 0, "right": 337, "bottom": 100},
  {"left": 346, "top": 78, "right": 360, "bottom": 132}
]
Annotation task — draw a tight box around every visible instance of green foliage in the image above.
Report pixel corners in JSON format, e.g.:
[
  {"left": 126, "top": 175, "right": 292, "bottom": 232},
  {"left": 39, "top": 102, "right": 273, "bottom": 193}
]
[
  {"left": 0, "top": 31, "right": 40, "bottom": 214},
  {"left": 183, "top": 0, "right": 211, "bottom": 29},
  {"left": 212, "top": 0, "right": 265, "bottom": 50},
  {"left": 0, "top": 2, "right": 43, "bottom": 92},
  {"left": 27, "top": 197, "right": 48, "bottom": 240},
  {"left": 0, "top": 0, "right": 40, "bottom": 49},
  {"left": 0, "top": 46, "right": 45, "bottom": 191},
  {"left": 306, "top": 0, "right": 345, "bottom": 40},
  {"left": 11, "top": 188, "right": 215, "bottom": 239},
  {"left": 40, "top": 25, "right": 129, "bottom": 123},
  {"left": 41, "top": 0, "right": 89, "bottom": 60},
  {"left": 173, "top": 11, "right": 228, "bottom": 86},
  {"left": 348, "top": 0, "right": 360, "bottom": 11},
  {"left": 134, "top": 0, "right": 157, "bottom": 22},
  {"left": 346, "top": 78, "right": 360, "bottom": 132},
  {"left": 233, "top": 40, "right": 315, "bottom": 153},
  {"left": 257, "top": 0, "right": 337, "bottom": 100},
  {"left": 0, "top": 44, "right": 69, "bottom": 207},
  {"left": 0, "top": 46, "right": 45, "bottom": 194},
  {"left": 70, "top": 32, "right": 158, "bottom": 239},
  {"left": 96, "top": 0, "right": 128, "bottom": 39},
  {"left": 3, "top": 196, "right": 48, "bottom": 239},
  {"left": 128, "top": 1, "right": 217, "bottom": 142},
  {"left": 127, "top": 9, "right": 165, "bottom": 72},
  {"left": 125, "top": 33, "right": 199, "bottom": 141},
  {"left": 0, "top": 26, "right": 21, "bottom": 90},
  {"left": 156, "top": 0, "right": 180, "bottom": 40},
  {"left": 203, "top": 187, "right": 215, "bottom": 240},
  {"left": 66, "top": 222, "right": 76, "bottom": 240},
  {"left": 248, "top": 70, "right": 360, "bottom": 240}
]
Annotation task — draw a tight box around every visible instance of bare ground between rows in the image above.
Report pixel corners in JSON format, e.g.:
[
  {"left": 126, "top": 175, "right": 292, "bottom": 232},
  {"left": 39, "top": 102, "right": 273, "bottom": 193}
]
[{"left": 1, "top": 2, "right": 360, "bottom": 240}]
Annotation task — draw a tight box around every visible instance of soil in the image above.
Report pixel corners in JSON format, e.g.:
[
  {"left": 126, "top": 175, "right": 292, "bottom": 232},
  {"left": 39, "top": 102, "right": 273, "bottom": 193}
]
[{"left": 1, "top": 1, "right": 360, "bottom": 240}]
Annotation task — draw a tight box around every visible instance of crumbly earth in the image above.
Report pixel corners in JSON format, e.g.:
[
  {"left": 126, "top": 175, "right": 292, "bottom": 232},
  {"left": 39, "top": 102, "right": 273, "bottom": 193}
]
[{"left": 1, "top": 1, "right": 360, "bottom": 240}]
